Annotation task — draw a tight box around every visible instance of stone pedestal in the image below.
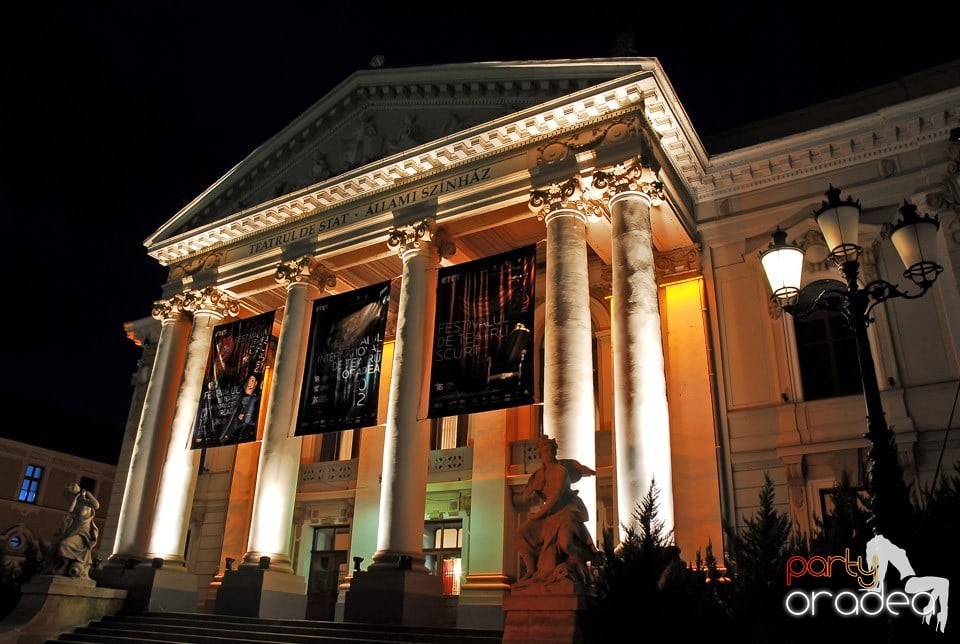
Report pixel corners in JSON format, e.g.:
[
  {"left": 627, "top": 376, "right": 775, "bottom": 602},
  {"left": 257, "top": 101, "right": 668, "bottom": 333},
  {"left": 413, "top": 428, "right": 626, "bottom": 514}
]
[
  {"left": 93, "top": 564, "right": 198, "bottom": 612},
  {"left": 502, "top": 579, "right": 593, "bottom": 644},
  {"left": 342, "top": 569, "right": 444, "bottom": 627},
  {"left": 0, "top": 575, "right": 127, "bottom": 644},
  {"left": 214, "top": 567, "right": 306, "bottom": 619},
  {"left": 455, "top": 574, "right": 510, "bottom": 630}
]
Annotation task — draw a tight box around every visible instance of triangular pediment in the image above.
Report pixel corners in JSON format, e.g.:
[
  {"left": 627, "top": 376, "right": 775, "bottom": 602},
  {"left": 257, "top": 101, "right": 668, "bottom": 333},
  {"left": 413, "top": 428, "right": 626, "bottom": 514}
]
[{"left": 146, "top": 59, "right": 669, "bottom": 248}]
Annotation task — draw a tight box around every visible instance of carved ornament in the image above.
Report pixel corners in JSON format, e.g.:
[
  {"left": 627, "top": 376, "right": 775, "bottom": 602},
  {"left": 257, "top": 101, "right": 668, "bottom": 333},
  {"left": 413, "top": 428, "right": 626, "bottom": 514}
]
[
  {"left": 168, "top": 252, "right": 223, "bottom": 282},
  {"left": 386, "top": 219, "right": 456, "bottom": 258},
  {"left": 151, "top": 293, "right": 189, "bottom": 321},
  {"left": 536, "top": 116, "right": 643, "bottom": 165},
  {"left": 653, "top": 245, "right": 702, "bottom": 282},
  {"left": 528, "top": 177, "right": 582, "bottom": 219},
  {"left": 181, "top": 286, "right": 240, "bottom": 318},
  {"left": 590, "top": 155, "right": 664, "bottom": 204},
  {"left": 275, "top": 256, "right": 337, "bottom": 291}
]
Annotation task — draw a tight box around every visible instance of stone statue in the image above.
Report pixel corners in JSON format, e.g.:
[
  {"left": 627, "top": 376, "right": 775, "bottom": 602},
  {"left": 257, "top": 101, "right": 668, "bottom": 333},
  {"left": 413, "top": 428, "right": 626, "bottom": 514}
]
[
  {"left": 515, "top": 435, "right": 597, "bottom": 587},
  {"left": 386, "top": 114, "right": 422, "bottom": 154},
  {"left": 41, "top": 483, "right": 100, "bottom": 579},
  {"left": 342, "top": 116, "right": 383, "bottom": 168}
]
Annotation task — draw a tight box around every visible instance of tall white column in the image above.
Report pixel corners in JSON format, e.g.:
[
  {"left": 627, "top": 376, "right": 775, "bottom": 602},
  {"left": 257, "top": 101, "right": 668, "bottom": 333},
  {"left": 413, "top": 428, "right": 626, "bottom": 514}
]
[
  {"left": 243, "top": 257, "right": 335, "bottom": 571},
  {"left": 148, "top": 287, "right": 239, "bottom": 564},
  {"left": 371, "top": 219, "right": 454, "bottom": 569},
  {"left": 108, "top": 294, "right": 191, "bottom": 566},
  {"left": 593, "top": 159, "right": 675, "bottom": 541},
  {"left": 529, "top": 177, "right": 597, "bottom": 540}
]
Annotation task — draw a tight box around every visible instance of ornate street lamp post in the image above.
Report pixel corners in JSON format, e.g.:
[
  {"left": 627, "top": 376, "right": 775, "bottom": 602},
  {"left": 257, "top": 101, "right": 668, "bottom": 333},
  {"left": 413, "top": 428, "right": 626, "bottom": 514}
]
[{"left": 760, "top": 185, "right": 942, "bottom": 546}]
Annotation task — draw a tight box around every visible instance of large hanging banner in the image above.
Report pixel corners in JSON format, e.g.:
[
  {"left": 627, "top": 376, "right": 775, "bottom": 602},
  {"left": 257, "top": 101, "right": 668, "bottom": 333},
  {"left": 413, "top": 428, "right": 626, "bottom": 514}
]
[
  {"left": 191, "top": 311, "right": 276, "bottom": 450},
  {"left": 429, "top": 244, "right": 536, "bottom": 417},
  {"left": 296, "top": 281, "right": 391, "bottom": 436}
]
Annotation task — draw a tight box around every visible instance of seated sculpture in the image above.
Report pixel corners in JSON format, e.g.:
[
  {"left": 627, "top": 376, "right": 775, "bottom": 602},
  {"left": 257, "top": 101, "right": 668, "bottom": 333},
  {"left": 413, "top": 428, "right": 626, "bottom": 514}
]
[
  {"left": 41, "top": 483, "right": 100, "bottom": 579},
  {"left": 515, "top": 435, "right": 597, "bottom": 586}
]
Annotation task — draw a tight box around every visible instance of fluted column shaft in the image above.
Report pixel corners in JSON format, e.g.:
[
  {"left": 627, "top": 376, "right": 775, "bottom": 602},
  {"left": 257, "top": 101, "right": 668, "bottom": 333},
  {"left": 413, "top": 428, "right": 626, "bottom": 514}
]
[
  {"left": 108, "top": 296, "right": 191, "bottom": 565},
  {"left": 608, "top": 188, "right": 675, "bottom": 540},
  {"left": 371, "top": 220, "right": 451, "bottom": 570},
  {"left": 148, "top": 287, "right": 239, "bottom": 564},
  {"left": 542, "top": 206, "right": 598, "bottom": 539},
  {"left": 243, "top": 258, "right": 334, "bottom": 571}
]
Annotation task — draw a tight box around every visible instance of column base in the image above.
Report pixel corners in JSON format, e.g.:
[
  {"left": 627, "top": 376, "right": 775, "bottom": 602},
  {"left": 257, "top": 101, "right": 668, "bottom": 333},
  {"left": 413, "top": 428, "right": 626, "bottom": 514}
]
[
  {"left": 0, "top": 575, "right": 127, "bottom": 644},
  {"left": 93, "top": 564, "right": 198, "bottom": 613},
  {"left": 214, "top": 568, "right": 306, "bottom": 619},
  {"left": 502, "top": 579, "right": 593, "bottom": 644},
  {"left": 342, "top": 569, "right": 444, "bottom": 627}
]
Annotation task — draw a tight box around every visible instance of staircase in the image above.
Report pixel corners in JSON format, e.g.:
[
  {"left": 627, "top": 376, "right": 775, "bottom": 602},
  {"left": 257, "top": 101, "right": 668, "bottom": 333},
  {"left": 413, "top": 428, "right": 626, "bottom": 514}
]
[{"left": 46, "top": 611, "right": 504, "bottom": 643}]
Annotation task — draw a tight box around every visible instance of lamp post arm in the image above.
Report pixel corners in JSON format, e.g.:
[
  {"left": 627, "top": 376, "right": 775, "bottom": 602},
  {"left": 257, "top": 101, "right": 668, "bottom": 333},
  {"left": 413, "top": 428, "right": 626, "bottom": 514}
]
[
  {"left": 861, "top": 278, "right": 933, "bottom": 323},
  {"left": 781, "top": 286, "right": 849, "bottom": 319}
]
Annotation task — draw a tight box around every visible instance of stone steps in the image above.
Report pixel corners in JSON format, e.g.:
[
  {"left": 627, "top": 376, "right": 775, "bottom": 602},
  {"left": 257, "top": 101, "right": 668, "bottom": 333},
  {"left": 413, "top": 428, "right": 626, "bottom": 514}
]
[{"left": 47, "top": 611, "right": 504, "bottom": 644}]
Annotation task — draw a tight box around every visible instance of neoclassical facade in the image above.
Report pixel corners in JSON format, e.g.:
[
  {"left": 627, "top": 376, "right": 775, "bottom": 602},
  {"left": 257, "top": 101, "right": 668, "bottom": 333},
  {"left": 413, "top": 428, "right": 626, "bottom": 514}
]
[{"left": 93, "top": 58, "right": 960, "bottom": 630}]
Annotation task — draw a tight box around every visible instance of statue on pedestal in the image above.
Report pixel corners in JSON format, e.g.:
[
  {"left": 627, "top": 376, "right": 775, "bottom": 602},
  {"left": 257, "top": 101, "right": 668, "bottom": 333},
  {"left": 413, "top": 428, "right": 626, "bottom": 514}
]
[
  {"left": 515, "top": 435, "right": 597, "bottom": 587},
  {"left": 41, "top": 483, "right": 99, "bottom": 579}
]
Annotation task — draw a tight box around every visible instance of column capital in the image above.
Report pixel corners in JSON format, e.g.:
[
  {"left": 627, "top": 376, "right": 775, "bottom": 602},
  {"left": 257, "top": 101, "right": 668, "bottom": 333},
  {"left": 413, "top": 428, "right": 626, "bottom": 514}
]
[
  {"left": 151, "top": 293, "right": 189, "bottom": 321},
  {"left": 528, "top": 176, "right": 582, "bottom": 218},
  {"left": 386, "top": 218, "right": 456, "bottom": 259},
  {"left": 589, "top": 156, "right": 663, "bottom": 205},
  {"left": 181, "top": 286, "right": 239, "bottom": 319},
  {"left": 274, "top": 255, "right": 337, "bottom": 291}
]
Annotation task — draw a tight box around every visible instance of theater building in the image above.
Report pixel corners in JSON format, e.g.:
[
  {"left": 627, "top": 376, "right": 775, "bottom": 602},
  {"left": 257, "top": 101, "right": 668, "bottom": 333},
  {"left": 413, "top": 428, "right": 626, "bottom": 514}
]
[{"left": 92, "top": 57, "right": 960, "bottom": 630}]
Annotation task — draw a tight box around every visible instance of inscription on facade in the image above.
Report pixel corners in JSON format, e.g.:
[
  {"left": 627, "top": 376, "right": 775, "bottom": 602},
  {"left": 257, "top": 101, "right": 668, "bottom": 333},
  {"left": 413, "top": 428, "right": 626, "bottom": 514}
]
[{"left": 242, "top": 167, "right": 493, "bottom": 258}]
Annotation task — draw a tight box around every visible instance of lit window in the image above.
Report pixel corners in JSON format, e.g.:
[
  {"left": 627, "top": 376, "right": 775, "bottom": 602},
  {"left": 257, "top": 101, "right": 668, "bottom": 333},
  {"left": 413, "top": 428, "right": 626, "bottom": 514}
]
[
  {"left": 430, "top": 416, "right": 467, "bottom": 450},
  {"left": 423, "top": 520, "right": 463, "bottom": 596},
  {"left": 18, "top": 465, "right": 43, "bottom": 503}
]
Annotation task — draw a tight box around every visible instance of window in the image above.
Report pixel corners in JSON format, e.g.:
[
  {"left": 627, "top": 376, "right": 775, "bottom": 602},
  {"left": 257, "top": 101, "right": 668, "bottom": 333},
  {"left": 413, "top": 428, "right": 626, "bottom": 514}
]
[
  {"left": 430, "top": 415, "right": 467, "bottom": 450},
  {"left": 793, "top": 280, "right": 862, "bottom": 401},
  {"left": 18, "top": 465, "right": 43, "bottom": 503},
  {"left": 423, "top": 520, "right": 463, "bottom": 595}
]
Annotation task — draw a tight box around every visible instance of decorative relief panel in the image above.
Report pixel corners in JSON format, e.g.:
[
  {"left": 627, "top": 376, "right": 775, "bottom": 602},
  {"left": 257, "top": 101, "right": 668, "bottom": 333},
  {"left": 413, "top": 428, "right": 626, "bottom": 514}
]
[{"left": 654, "top": 245, "right": 701, "bottom": 282}]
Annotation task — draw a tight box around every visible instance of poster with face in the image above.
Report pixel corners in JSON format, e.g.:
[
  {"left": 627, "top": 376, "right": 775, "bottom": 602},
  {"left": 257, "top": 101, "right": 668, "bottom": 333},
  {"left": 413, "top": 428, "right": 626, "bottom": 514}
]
[{"left": 190, "top": 311, "right": 276, "bottom": 449}]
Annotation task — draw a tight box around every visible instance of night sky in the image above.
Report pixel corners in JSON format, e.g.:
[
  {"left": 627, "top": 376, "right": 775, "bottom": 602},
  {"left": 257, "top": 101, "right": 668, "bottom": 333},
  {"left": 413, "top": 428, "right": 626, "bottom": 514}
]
[{"left": 4, "top": 3, "right": 957, "bottom": 463}]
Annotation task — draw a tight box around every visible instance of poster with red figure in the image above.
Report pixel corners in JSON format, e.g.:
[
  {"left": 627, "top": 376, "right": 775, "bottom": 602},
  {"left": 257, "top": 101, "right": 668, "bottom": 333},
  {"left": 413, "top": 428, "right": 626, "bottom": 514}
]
[{"left": 191, "top": 310, "right": 277, "bottom": 449}]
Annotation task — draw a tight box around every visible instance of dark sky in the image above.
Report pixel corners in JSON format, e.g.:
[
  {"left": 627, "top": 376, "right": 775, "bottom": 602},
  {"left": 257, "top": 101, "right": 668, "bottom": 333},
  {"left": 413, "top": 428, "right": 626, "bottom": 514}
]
[{"left": 4, "top": 3, "right": 957, "bottom": 462}]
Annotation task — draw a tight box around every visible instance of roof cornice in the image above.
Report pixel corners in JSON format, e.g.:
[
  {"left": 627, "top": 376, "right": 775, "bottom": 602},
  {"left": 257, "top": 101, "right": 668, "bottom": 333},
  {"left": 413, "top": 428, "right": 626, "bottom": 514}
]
[{"left": 693, "top": 88, "right": 960, "bottom": 202}]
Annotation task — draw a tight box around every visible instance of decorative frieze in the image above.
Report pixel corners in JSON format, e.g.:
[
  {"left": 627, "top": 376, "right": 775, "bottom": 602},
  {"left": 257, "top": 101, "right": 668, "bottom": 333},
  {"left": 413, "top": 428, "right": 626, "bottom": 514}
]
[
  {"left": 535, "top": 115, "right": 644, "bottom": 165},
  {"left": 167, "top": 252, "right": 223, "bottom": 281}
]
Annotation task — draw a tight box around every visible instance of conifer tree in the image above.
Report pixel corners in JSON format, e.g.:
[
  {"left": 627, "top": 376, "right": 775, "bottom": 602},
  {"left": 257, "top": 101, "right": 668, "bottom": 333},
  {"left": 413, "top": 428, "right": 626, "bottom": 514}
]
[
  {"left": 724, "top": 472, "right": 795, "bottom": 643},
  {"left": 587, "top": 478, "right": 733, "bottom": 640}
]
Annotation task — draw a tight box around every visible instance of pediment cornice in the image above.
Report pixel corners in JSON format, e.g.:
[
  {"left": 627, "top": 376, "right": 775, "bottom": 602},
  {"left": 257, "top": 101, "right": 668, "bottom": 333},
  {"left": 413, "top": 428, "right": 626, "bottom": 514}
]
[
  {"left": 147, "top": 61, "right": 707, "bottom": 267},
  {"left": 148, "top": 59, "right": 695, "bottom": 246}
]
